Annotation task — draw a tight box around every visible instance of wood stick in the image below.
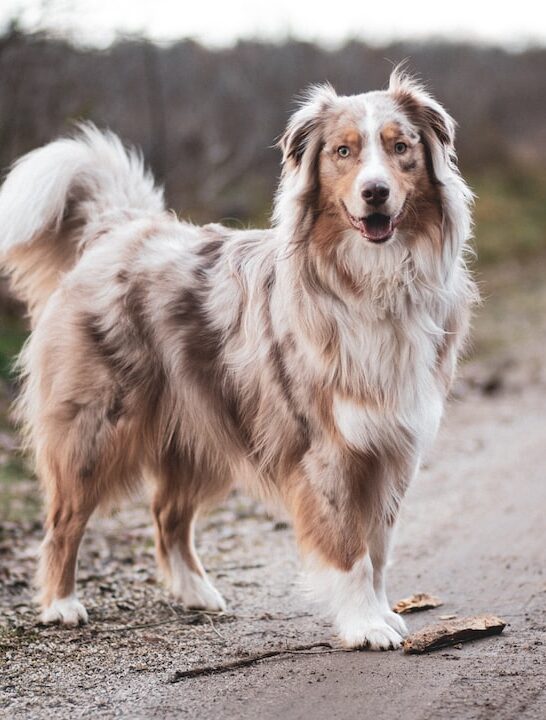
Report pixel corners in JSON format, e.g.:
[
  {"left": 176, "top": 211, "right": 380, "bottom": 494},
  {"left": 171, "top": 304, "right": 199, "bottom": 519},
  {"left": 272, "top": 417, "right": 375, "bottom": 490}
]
[
  {"left": 168, "top": 642, "right": 335, "bottom": 682},
  {"left": 403, "top": 614, "right": 506, "bottom": 654}
]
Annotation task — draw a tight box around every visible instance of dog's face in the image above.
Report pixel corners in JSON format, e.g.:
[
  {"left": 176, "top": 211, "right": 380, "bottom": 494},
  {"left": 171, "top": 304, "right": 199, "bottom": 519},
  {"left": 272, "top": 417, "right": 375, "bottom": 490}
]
[
  {"left": 318, "top": 97, "right": 429, "bottom": 244},
  {"left": 279, "top": 69, "right": 459, "bottom": 249}
]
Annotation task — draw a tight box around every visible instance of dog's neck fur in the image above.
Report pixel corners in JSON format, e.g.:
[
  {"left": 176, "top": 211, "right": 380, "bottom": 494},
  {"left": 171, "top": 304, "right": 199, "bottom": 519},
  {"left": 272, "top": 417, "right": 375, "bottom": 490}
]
[
  {"left": 260, "top": 188, "right": 465, "bottom": 416},
  {"left": 274, "top": 193, "right": 448, "bottom": 320}
]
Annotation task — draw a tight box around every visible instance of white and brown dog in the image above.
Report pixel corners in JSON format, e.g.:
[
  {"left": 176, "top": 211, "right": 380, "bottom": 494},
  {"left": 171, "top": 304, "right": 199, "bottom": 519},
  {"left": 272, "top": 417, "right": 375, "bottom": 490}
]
[{"left": 0, "top": 68, "right": 476, "bottom": 649}]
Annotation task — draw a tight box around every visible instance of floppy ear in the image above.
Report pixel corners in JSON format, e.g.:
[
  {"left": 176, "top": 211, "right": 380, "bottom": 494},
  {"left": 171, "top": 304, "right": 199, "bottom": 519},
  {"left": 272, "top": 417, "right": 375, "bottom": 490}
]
[
  {"left": 389, "top": 66, "right": 457, "bottom": 185},
  {"left": 279, "top": 115, "right": 322, "bottom": 166},
  {"left": 275, "top": 84, "right": 337, "bottom": 232},
  {"left": 389, "top": 66, "right": 473, "bottom": 273},
  {"left": 278, "top": 83, "right": 337, "bottom": 169}
]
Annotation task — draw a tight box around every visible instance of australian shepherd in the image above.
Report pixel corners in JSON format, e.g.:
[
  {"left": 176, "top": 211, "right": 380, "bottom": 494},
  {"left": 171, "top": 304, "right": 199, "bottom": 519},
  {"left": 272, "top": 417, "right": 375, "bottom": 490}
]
[{"left": 0, "top": 68, "right": 476, "bottom": 649}]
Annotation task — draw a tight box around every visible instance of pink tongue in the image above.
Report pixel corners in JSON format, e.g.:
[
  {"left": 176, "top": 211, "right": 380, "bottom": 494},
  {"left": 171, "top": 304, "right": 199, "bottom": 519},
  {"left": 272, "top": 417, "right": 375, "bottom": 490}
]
[{"left": 362, "top": 214, "right": 392, "bottom": 240}]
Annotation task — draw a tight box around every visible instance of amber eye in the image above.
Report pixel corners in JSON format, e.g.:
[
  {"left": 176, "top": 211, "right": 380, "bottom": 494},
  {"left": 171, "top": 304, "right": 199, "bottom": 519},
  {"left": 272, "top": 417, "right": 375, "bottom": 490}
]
[
  {"left": 337, "top": 145, "right": 351, "bottom": 158},
  {"left": 394, "top": 142, "right": 407, "bottom": 154}
]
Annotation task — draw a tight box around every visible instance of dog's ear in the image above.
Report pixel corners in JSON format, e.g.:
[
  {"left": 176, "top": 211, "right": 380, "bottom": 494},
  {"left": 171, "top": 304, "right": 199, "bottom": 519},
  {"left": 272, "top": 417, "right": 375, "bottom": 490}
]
[
  {"left": 278, "top": 84, "right": 337, "bottom": 169},
  {"left": 389, "top": 66, "right": 457, "bottom": 185},
  {"left": 390, "top": 65, "right": 473, "bottom": 272},
  {"left": 279, "top": 115, "right": 322, "bottom": 167},
  {"left": 274, "top": 85, "right": 336, "bottom": 231}
]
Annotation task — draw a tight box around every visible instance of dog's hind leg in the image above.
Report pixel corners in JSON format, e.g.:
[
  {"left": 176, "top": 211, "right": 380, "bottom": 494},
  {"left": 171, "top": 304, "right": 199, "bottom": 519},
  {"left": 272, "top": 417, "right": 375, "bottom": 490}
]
[
  {"left": 151, "top": 453, "right": 226, "bottom": 612},
  {"left": 38, "top": 473, "right": 98, "bottom": 626},
  {"left": 35, "top": 394, "right": 140, "bottom": 626}
]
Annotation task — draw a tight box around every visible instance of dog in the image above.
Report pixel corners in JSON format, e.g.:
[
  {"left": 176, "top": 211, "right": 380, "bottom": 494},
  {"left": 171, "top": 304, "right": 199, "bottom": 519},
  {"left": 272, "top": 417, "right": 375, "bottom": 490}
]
[{"left": 0, "top": 68, "right": 476, "bottom": 649}]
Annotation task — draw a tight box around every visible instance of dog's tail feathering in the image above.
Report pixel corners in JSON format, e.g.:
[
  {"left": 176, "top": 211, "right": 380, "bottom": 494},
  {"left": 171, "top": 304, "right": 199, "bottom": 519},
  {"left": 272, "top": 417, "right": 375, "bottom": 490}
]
[{"left": 0, "top": 124, "right": 164, "bottom": 323}]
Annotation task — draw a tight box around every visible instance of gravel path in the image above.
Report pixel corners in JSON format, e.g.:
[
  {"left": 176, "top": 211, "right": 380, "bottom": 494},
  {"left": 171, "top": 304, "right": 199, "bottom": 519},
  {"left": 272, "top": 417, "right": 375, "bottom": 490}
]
[{"left": 1, "top": 349, "right": 545, "bottom": 719}]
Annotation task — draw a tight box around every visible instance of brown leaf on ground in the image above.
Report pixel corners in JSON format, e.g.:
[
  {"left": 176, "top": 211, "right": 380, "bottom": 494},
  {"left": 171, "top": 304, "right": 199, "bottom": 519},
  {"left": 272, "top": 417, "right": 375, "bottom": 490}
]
[{"left": 392, "top": 593, "right": 443, "bottom": 614}]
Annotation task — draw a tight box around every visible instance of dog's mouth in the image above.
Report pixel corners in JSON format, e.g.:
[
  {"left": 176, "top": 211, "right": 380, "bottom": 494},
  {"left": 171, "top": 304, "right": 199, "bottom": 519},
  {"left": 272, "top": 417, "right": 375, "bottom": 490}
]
[{"left": 343, "top": 204, "right": 404, "bottom": 244}]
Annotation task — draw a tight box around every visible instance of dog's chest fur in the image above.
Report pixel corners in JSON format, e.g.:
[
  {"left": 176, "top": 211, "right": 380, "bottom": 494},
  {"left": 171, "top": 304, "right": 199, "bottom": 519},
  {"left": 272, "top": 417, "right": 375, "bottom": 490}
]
[
  {"left": 287, "top": 277, "right": 444, "bottom": 454},
  {"left": 201, "top": 232, "right": 449, "bottom": 469}
]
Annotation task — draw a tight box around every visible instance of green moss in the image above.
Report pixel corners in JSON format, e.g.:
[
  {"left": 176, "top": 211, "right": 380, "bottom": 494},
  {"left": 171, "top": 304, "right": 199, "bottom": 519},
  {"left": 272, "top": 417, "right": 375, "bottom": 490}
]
[
  {"left": 0, "top": 455, "right": 40, "bottom": 522},
  {"left": 0, "top": 316, "right": 28, "bottom": 383},
  {"left": 0, "top": 625, "right": 40, "bottom": 652},
  {"left": 471, "top": 170, "right": 546, "bottom": 266}
]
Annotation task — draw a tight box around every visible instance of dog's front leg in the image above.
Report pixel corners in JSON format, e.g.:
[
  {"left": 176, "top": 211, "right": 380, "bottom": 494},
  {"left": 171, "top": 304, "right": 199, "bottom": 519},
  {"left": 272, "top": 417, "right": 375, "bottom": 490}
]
[
  {"left": 288, "top": 446, "right": 406, "bottom": 650},
  {"left": 307, "top": 550, "right": 405, "bottom": 650},
  {"left": 368, "top": 520, "right": 408, "bottom": 639}
]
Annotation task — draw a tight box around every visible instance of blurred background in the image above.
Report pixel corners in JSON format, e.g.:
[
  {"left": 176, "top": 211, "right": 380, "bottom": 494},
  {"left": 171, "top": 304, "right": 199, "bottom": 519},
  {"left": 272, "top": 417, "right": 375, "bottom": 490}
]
[{"left": 1, "top": 1, "right": 545, "bottom": 515}]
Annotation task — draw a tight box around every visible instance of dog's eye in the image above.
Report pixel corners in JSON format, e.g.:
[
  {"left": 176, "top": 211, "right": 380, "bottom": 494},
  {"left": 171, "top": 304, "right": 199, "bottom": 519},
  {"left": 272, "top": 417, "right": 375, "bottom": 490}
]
[
  {"left": 394, "top": 142, "right": 407, "bottom": 154},
  {"left": 337, "top": 145, "right": 350, "bottom": 158}
]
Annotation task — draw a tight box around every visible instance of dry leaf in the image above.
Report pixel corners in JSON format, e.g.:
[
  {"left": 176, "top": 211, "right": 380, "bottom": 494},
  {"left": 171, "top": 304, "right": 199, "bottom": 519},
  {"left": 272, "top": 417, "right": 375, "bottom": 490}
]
[{"left": 393, "top": 593, "right": 443, "bottom": 614}]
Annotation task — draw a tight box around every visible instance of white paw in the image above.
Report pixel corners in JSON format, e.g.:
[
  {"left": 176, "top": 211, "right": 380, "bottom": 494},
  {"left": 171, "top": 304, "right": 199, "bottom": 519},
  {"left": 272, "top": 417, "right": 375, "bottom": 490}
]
[
  {"left": 383, "top": 609, "right": 409, "bottom": 638},
  {"left": 338, "top": 615, "right": 403, "bottom": 650},
  {"left": 168, "top": 547, "right": 226, "bottom": 612},
  {"left": 171, "top": 572, "right": 226, "bottom": 612},
  {"left": 40, "top": 596, "right": 88, "bottom": 626}
]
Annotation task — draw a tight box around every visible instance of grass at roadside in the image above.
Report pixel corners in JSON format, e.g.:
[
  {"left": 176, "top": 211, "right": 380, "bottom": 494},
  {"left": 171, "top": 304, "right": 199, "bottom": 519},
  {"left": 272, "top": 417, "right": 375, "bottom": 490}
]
[
  {"left": 0, "top": 315, "right": 27, "bottom": 385},
  {"left": 470, "top": 169, "right": 546, "bottom": 265}
]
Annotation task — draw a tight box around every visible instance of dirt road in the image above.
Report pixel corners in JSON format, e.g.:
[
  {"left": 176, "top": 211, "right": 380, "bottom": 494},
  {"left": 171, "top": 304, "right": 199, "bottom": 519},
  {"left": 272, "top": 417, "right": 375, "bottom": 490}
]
[{"left": 1, "top": 347, "right": 545, "bottom": 719}]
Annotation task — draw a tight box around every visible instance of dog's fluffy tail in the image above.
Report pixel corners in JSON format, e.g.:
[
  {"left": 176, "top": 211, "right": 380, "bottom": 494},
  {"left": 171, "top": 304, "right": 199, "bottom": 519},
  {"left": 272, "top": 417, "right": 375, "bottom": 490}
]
[{"left": 0, "top": 123, "right": 164, "bottom": 323}]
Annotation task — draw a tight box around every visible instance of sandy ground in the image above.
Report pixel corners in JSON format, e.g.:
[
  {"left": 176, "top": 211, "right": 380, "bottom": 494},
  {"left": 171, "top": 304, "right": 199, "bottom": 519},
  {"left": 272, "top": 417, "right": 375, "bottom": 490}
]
[{"left": 1, "top": 265, "right": 545, "bottom": 719}]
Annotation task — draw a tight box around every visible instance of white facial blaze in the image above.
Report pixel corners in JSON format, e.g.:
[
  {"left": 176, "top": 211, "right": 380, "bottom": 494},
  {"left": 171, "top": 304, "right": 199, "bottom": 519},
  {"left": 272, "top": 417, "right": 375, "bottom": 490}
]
[
  {"left": 357, "top": 112, "right": 391, "bottom": 191},
  {"left": 341, "top": 96, "right": 414, "bottom": 224}
]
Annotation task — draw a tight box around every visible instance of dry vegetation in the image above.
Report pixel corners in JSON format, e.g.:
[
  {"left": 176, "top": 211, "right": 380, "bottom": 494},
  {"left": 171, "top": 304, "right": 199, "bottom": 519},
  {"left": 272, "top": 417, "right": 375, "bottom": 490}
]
[{"left": 1, "top": 28, "right": 546, "bottom": 220}]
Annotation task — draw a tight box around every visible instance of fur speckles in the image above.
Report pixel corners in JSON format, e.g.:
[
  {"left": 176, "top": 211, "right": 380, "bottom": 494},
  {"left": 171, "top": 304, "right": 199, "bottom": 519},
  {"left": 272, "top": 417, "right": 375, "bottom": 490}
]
[
  {"left": 380, "top": 122, "right": 403, "bottom": 146},
  {"left": 391, "top": 80, "right": 456, "bottom": 188},
  {"left": 279, "top": 85, "right": 336, "bottom": 166},
  {"left": 83, "top": 279, "right": 158, "bottom": 389},
  {"left": 400, "top": 159, "right": 417, "bottom": 172},
  {"left": 269, "top": 341, "right": 311, "bottom": 440},
  {"left": 423, "top": 106, "right": 452, "bottom": 147},
  {"left": 289, "top": 444, "right": 389, "bottom": 572},
  {"left": 299, "top": 140, "right": 325, "bottom": 235},
  {"left": 291, "top": 479, "right": 367, "bottom": 572},
  {"left": 263, "top": 267, "right": 276, "bottom": 300},
  {"left": 106, "top": 391, "right": 124, "bottom": 425},
  {"left": 262, "top": 269, "right": 311, "bottom": 449},
  {"left": 169, "top": 289, "right": 223, "bottom": 383},
  {"left": 195, "top": 236, "right": 224, "bottom": 280},
  {"left": 116, "top": 269, "right": 129, "bottom": 284},
  {"left": 124, "top": 281, "right": 154, "bottom": 345},
  {"left": 419, "top": 133, "right": 443, "bottom": 187},
  {"left": 197, "top": 238, "right": 224, "bottom": 259},
  {"left": 165, "top": 285, "right": 255, "bottom": 456},
  {"left": 84, "top": 314, "right": 126, "bottom": 376}
]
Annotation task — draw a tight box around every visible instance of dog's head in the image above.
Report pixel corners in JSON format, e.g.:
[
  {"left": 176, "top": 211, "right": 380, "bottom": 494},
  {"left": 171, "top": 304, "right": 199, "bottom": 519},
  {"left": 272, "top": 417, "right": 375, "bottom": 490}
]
[{"left": 278, "top": 67, "right": 469, "bottom": 256}]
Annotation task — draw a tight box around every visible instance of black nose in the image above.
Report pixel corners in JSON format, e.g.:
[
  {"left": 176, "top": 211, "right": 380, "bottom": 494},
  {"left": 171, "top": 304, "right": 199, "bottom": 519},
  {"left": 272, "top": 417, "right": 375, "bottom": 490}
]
[{"left": 362, "top": 181, "right": 390, "bottom": 207}]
